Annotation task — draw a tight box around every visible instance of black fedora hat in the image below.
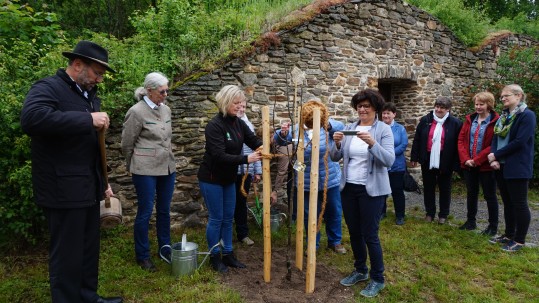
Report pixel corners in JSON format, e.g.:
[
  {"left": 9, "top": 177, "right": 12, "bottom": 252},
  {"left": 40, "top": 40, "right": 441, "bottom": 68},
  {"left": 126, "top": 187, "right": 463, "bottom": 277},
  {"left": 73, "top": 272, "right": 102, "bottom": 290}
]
[{"left": 62, "top": 40, "right": 116, "bottom": 73}]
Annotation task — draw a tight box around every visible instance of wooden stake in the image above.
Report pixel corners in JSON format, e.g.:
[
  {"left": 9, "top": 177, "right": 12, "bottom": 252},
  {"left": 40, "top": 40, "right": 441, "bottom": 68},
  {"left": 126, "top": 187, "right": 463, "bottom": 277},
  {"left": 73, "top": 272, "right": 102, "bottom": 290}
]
[
  {"left": 98, "top": 129, "right": 111, "bottom": 208},
  {"left": 305, "top": 108, "right": 320, "bottom": 293},
  {"left": 295, "top": 106, "right": 305, "bottom": 270},
  {"left": 262, "top": 106, "right": 272, "bottom": 283}
]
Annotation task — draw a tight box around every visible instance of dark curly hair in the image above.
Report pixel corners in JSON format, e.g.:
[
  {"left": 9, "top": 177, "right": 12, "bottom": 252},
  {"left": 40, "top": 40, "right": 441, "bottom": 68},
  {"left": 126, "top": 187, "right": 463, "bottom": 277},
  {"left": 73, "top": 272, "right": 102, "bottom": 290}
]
[
  {"left": 351, "top": 89, "right": 386, "bottom": 115},
  {"left": 382, "top": 102, "right": 397, "bottom": 113}
]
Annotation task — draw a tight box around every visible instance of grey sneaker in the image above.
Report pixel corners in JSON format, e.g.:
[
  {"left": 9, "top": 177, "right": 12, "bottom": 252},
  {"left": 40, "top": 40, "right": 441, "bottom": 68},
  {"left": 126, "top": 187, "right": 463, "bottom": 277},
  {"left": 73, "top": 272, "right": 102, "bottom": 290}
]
[
  {"left": 489, "top": 235, "right": 511, "bottom": 245},
  {"left": 328, "top": 243, "right": 347, "bottom": 254},
  {"left": 360, "top": 281, "right": 385, "bottom": 297},
  {"left": 501, "top": 240, "right": 524, "bottom": 252},
  {"left": 241, "top": 237, "right": 254, "bottom": 246},
  {"left": 340, "top": 270, "right": 368, "bottom": 286}
]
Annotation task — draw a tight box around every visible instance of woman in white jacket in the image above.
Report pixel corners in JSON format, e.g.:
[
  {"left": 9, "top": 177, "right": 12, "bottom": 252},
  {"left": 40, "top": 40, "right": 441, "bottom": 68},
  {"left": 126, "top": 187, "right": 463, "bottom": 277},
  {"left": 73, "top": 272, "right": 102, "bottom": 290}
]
[{"left": 330, "top": 89, "right": 394, "bottom": 298}]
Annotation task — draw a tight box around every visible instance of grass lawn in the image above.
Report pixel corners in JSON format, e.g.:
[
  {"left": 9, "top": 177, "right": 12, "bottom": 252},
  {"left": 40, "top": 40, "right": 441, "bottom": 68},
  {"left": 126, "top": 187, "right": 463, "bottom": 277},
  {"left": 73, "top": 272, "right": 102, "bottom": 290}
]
[{"left": 1, "top": 183, "right": 538, "bottom": 302}]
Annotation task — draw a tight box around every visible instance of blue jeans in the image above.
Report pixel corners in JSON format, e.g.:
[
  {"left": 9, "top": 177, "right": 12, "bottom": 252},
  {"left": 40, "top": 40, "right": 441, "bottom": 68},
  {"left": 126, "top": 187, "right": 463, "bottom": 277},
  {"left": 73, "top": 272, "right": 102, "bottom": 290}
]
[
  {"left": 132, "top": 173, "right": 175, "bottom": 261},
  {"left": 298, "top": 186, "right": 343, "bottom": 248},
  {"left": 199, "top": 181, "right": 236, "bottom": 255},
  {"left": 341, "top": 183, "right": 385, "bottom": 283}
]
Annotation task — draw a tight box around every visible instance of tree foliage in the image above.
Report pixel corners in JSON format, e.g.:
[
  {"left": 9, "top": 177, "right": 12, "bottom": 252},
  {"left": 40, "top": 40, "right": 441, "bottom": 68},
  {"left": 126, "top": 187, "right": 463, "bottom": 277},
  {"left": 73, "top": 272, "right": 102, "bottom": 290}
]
[
  {"left": 408, "top": 0, "right": 539, "bottom": 46},
  {"left": 23, "top": 0, "right": 154, "bottom": 38},
  {"left": 463, "top": 0, "right": 537, "bottom": 21},
  {"left": 407, "top": 0, "right": 491, "bottom": 46}
]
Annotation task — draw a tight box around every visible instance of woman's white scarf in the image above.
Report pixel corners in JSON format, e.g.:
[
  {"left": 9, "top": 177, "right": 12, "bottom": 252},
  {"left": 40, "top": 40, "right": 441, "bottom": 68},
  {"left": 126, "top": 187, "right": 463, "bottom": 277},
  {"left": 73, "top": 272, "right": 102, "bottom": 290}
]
[{"left": 430, "top": 110, "right": 449, "bottom": 169}]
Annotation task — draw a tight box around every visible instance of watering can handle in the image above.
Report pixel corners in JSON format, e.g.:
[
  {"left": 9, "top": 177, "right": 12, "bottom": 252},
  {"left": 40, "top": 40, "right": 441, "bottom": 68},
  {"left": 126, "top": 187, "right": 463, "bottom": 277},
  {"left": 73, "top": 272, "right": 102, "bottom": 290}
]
[
  {"left": 197, "top": 241, "right": 222, "bottom": 270},
  {"left": 159, "top": 245, "right": 172, "bottom": 264}
]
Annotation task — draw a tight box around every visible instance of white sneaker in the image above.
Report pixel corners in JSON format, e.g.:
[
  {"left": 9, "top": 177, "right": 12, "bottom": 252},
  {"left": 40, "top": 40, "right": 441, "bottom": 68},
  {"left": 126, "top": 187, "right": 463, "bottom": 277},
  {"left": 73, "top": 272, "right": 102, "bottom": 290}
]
[{"left": 241, "top": 237, "right": 254, "bottom": 246}]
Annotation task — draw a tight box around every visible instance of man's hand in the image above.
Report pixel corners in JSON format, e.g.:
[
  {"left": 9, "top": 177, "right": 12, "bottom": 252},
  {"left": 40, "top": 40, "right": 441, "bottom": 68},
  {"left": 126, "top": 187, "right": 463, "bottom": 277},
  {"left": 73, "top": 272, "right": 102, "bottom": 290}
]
[
  {"left": 104, "top": 183, "right": 114, "bottom": 198},
  {"left": 270, "top": 191, "right": 278, "bottom": 205},
  {"left": 91, "top": 112, "right": 110, "bottom": 130}
]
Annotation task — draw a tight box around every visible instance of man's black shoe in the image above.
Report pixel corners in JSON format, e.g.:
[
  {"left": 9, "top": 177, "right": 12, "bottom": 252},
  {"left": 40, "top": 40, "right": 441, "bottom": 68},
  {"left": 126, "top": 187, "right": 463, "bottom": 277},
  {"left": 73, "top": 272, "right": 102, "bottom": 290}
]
[
  {"left": 137, "top": 259, "right": 157, "bottom": 272},
  {"left": 96, "top": 296, "right": 123, "bottom": 303}
]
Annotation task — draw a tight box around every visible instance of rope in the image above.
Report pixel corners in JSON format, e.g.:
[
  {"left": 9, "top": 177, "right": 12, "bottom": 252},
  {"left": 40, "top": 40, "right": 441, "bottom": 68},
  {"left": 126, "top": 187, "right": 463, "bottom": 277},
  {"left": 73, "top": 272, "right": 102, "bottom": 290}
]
[
  {"left": 239, "top": 153, "right": 291, "bottom": 198},
  {"left": 240, "top": 163, "right": 250, "bottom": 198},
  {"left": 299, "top": 100, "right": 331, "bottom": 233},
  {"left": 316, "top": 125, "right": 330, "bottom": 233}
]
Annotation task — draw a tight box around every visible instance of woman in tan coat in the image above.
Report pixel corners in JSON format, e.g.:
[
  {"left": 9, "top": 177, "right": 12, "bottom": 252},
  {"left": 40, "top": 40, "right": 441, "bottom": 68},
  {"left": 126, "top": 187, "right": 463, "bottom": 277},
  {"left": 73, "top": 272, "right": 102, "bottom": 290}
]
[{"left": 122, "top": 72, "right": 176, "bottom": 272}]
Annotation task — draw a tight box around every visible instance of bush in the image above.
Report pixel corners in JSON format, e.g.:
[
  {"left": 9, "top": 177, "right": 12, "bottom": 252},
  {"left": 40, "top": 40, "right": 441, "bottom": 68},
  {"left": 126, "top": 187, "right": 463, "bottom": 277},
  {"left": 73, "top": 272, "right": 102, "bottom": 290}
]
[
  {"left": 406, "top": 0, "right": 491, "bottom": 46},
  {"left": 0, "top": 1, "right": 68, "bottom": 246},
  {"left": 495, "top": 13, "right": 539, "bottom": 41}
]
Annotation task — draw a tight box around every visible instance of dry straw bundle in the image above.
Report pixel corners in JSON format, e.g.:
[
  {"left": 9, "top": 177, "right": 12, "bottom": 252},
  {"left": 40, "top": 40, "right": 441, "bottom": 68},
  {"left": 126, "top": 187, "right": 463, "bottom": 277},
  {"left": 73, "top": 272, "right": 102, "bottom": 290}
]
[{"left": 301, "top": 100, "right": 329, "bottom": 129}]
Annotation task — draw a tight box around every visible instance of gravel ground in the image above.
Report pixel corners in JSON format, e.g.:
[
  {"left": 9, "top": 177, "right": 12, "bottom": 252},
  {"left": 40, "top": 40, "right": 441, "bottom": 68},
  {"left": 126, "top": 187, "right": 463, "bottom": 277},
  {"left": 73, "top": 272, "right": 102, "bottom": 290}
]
[{"left": 402, "top": 190, "right": 539, "bottom": 246}]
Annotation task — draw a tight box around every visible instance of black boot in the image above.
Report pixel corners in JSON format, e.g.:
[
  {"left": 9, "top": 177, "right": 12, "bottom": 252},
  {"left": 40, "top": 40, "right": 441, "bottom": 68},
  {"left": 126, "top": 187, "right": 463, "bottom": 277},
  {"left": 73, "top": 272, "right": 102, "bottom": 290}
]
[
  {"left": 210, "top": 254, "right": 228, "bottom": 273},
  {"left": 459, "top": 220, "right": 476, "bottom": 230},
  {"left": 222, "top": 253, "right": 246, "bottom": 268}
]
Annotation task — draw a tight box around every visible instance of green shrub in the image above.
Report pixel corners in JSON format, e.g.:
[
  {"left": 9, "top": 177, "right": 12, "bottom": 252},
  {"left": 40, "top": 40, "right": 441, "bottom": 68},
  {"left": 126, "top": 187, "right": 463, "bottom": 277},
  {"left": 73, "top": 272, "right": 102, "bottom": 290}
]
[
  {"left": 406, "top": 0, "right": 491, "bottom": 46},
  {"left": 0, "top": 0, "right": 68, "bottom": 246},
  {"left": 495, "top": 13, "right": 539, "bottom": 45}
]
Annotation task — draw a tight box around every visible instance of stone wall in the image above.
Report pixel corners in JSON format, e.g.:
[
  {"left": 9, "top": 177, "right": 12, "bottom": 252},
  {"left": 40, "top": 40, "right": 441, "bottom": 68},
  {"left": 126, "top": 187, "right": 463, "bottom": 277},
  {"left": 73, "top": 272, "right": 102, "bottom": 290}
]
[{"left": 105, "top": 0, "right": 537, "bottom": 228}]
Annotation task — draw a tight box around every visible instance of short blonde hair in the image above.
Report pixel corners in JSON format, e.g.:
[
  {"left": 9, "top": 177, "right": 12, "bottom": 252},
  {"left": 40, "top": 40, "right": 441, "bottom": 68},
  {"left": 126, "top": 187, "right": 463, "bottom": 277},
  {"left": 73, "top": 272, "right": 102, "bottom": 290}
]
[
  {"left": 215, "top": 85, "right": 246, "bottom": 117},
  {"left": 473, "top": 92, "right": 495, "bottom": 111}
]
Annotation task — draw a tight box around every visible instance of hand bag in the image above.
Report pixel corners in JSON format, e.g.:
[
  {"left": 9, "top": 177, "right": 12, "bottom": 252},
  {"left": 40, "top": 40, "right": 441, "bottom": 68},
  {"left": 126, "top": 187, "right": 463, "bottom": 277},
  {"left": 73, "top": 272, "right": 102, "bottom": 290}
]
[{"left": 403, "top": 169, "right": 421, "bottom": 194}]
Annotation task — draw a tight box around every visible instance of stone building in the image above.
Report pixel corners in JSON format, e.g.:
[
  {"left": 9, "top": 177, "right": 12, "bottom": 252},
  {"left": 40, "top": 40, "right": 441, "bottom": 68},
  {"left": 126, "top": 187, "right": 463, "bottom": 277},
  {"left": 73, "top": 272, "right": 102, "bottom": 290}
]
[{"left": 106, "top": 0, "right": 537, "bottom": 227}]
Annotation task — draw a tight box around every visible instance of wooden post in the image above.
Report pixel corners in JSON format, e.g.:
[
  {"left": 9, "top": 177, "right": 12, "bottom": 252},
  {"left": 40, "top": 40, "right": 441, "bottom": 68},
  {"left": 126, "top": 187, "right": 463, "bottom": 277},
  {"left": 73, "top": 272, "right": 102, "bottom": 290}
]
[
  {"left": 98, "top": 129, "right": 111, "bottom": 208},
  {"left": 262, "top": 106, "right": 272, "bottom": 283},
  {"left": 295, "top": 106, "right": 305, "bottom": 270},
  {"left": 305, "top": 108, "right": 320, "bottom": 293}
]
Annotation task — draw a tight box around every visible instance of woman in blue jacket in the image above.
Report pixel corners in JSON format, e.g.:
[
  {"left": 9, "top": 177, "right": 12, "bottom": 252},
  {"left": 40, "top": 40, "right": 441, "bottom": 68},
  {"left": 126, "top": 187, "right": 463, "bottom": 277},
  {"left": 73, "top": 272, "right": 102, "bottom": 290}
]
[
  {"left": 488, "top": 84, "right": 536, "bottom": 252},
  {"left": 294, "top": 100, "right": 346, "bottom": 255},
  {"left": 331, "top": 89, "right": 395, "bottom": 298},
  {"left": 381, "top": 102, "right": 408, "bottom": 225}
]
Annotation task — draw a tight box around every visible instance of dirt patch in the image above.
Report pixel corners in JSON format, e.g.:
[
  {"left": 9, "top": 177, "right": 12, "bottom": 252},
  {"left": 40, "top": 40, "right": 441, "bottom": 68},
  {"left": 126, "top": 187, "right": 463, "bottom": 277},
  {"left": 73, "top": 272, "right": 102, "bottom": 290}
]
[{"left": 220, "top": 245, "right": 354, "bottom": 303}]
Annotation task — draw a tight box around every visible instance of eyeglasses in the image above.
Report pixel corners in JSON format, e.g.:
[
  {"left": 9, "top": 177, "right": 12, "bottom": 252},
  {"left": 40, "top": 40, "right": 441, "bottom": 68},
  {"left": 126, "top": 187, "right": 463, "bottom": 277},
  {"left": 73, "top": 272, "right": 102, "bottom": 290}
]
[
  {"left": 357, "top": 104, "right": 371, "bottom": 109},
  {"left": 499, "top": 94, "right": 514, "bottom": 100},
  {"left": 89, "top": 65, "right": 105, "bottom": 79},
  {"left": 159, "top": 89, "right": 169, "bottom": 96}
]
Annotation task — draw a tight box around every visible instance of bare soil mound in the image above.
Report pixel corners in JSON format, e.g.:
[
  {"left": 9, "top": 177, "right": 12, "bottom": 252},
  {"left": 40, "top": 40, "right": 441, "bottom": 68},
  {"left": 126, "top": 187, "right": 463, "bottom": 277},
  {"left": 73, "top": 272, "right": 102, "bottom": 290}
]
[{"left": 220, "top": 245, "right": 354, "bottom": 303}]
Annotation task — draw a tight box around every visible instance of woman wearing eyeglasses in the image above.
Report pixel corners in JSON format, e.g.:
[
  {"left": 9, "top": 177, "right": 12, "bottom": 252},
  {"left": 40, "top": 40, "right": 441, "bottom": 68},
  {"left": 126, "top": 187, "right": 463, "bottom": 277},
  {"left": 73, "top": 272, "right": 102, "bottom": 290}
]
[
  {"left": 487, "top": 84, "right": 536, "bottom": 252},
  {"left": 121, "top": 72, "right": 176, "bottom": 272},
  {"left": 331, "top": 89, "right": 394, "bottom": 298}
]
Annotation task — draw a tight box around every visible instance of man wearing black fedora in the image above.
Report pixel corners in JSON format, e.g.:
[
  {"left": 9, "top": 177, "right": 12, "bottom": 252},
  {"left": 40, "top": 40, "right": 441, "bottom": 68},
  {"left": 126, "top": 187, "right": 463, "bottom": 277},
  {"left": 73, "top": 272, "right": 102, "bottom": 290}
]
[{"left": 21, "top": 41, "right": 122, "bottom": 303}]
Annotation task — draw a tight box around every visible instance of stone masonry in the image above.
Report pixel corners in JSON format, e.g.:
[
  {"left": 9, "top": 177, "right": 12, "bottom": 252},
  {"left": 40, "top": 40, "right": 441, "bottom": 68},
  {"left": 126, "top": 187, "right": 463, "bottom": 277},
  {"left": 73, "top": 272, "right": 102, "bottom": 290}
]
[{"left": 105, "top": 0, "right": 537, "bottom": 228}]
